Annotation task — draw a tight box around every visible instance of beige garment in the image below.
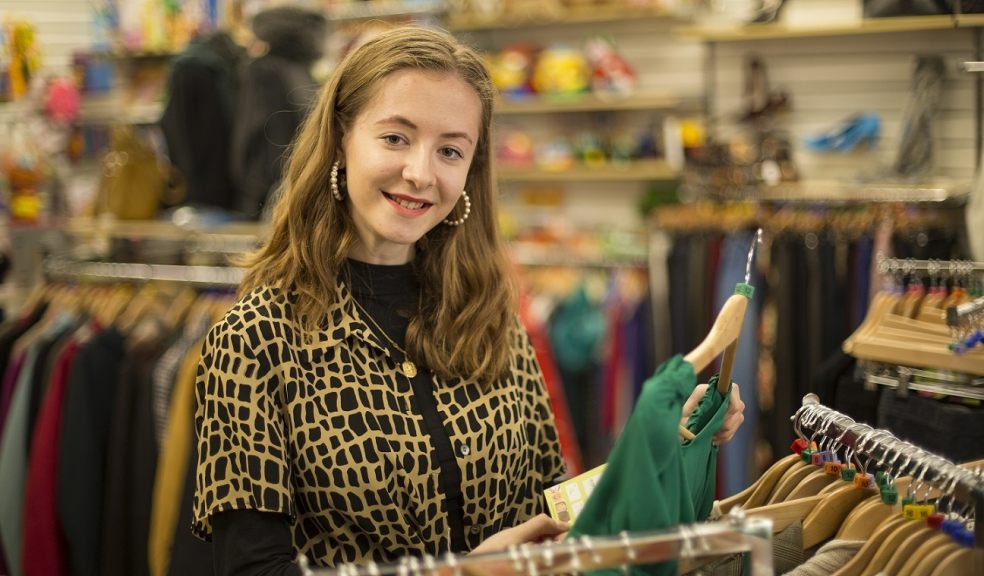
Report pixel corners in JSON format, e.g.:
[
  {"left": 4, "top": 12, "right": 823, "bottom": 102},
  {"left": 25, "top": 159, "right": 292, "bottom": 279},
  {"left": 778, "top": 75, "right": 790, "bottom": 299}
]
[
  {"left": 782, "top": 539, "right": 864, "bottom": 576},
  {"left": 148, "top": 341, "right": 203, "bottom": 576}
]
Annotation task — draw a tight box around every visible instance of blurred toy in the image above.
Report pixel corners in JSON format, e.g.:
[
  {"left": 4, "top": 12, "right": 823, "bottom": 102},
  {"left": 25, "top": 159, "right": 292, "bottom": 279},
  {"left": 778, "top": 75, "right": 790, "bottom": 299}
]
[
  {"left": 490, "top": 43, "right": 538, "bottom": 98},
  {"left": 609, "top": 132, "right": 636, "bottom": 164},
  {"left": 6, "top": 20, "right": 41, "bottom": 100},
  {"left": 43, "top": 78, "right": 81, "bottom": 124},
  {"left": 532, "top": 44, "right": 589, "bottom": 97},
  {"left": 584, "top": 37, "right": 636, "bottom": 96},
  {"left": 574, "top": 131, "right": 606, "bottom": 167},
  {"left": 536, "top": 138, "right": 575, "bottom": 172},
  {"left": 496, "top": 130, "right": 535, "bottom": 167}
]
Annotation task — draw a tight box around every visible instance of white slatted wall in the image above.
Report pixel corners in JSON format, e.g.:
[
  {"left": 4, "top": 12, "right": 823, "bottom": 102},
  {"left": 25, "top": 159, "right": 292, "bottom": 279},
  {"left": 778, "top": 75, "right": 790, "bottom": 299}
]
[
  {"left": 707, "top": 29, "right": 980, "bottom": 182},
  {"left": 1, "top": 0, "right": 93, "bottom": 76},
  {"left": 7, "top": 5, "right": 983, "bottom": 224}
]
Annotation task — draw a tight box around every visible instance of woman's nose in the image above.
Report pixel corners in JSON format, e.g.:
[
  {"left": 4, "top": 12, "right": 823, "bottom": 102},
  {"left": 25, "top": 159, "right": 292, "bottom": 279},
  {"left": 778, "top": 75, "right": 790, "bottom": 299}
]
[{"left": 402, "top": 148, "right": 436, "bottom": 191}]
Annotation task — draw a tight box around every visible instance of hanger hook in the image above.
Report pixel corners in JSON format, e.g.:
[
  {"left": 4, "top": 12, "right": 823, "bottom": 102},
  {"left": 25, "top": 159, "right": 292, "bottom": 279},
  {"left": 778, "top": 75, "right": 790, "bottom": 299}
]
[
  {"left": 744, "top": 228, "right": 764, "bottom": 285},
  {"left": 444, "top": 552, "right": 461, "bottom": 576},
  {"left": 520, "top": 544, "right": 538, "bottom": 576}
]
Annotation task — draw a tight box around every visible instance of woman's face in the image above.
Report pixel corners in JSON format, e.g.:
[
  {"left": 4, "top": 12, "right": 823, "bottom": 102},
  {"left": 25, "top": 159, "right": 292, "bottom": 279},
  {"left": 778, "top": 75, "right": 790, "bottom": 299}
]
[{"left": 341, "top": 68, "right": 482, "bottom": 265}]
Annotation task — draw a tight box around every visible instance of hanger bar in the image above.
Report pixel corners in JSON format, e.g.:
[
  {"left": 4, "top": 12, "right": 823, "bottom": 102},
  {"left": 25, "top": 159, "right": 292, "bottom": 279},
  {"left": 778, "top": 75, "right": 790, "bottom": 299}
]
[
  {"left": 794, "top": 395, "right": 984, "bottom": 548},
  {"left": 877, "top": 255, "right": 984, "bottom": 275},
  {"left": 42, "top": 257, "right": 243, "bottom": 288},
  {"left": 303, "top": 515, "right": 774, "bottom": 576},
  {"left": 865, "top": 371, "right": 984, "bottom": 401},
  {"left": 946, "top": 296, "right": 984, "bottom": 327}
]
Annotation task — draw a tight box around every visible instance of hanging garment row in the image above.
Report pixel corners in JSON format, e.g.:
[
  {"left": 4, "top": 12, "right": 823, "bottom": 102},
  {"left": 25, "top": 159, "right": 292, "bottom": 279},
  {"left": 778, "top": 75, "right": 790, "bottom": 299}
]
[
  {"left": 650, "top": 201, "right": 967, "bottom": 496},
  {"left": 713, "top": 396, "right": 983, "bottom": 576},
  {"left": 519, "top": 264, "right": 655, "bottom": 470},
  {"left": 0, "top": 279, "right": 238, "bottom": 576}
]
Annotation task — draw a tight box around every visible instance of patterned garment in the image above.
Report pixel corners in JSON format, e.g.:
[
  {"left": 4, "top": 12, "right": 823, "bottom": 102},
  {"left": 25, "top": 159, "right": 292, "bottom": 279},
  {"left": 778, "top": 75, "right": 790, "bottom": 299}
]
[{"left": 193, "top": 284, "right": 565, "bottom": 566}]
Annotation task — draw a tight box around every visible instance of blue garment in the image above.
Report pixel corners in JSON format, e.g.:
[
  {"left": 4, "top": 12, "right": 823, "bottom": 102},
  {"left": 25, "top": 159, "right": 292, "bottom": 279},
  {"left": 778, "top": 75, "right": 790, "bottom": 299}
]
[
  {"left": 852, "top": 236, "right": 872, "bottom": 331},
  {"left": 712, "top": 232, "right": 761, "bottom": 497}
]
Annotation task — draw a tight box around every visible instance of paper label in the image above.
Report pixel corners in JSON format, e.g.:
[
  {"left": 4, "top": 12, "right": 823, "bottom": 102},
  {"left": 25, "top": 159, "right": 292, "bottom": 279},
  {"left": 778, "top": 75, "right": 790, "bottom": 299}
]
[{"left": 544, "top": 464, "right": 606, "bottom": 524}]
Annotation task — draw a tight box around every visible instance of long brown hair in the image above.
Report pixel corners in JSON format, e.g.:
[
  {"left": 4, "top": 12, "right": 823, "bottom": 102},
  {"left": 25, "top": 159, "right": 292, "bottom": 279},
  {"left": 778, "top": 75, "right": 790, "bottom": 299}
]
[{"left": 239, "top": 26, "right": 516, "bottom": 384}]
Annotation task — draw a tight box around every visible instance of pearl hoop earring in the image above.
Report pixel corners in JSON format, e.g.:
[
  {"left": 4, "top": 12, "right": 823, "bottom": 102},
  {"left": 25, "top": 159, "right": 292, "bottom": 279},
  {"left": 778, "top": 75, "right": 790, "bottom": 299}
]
[
  {"left": 443, "top": 190, "right": 471, "bottom": 226},
  {"left": 330, "top": 160, "right": 344, "bottom": 201}
]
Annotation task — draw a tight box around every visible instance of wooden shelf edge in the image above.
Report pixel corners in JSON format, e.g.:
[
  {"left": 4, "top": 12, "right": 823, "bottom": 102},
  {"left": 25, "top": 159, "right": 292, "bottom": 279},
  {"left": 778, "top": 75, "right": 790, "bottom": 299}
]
[
  {"left": 449, "top": 6, "right": 678, "bottom": 31},
  {"left": 495, "top": 93, "right": 684, "bottom": 114},
  {"left": 675, "top": 14, "right": 984, "bottom": 42},
  {"left": 497, "top": 161, "right": 678, "bottom": 182}
]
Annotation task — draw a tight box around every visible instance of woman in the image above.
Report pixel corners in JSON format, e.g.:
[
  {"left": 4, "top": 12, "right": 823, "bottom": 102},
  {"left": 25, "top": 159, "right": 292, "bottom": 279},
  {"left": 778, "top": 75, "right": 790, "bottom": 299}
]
[{"left": 193, "top": 26, "right": 744, "bottom": 575}]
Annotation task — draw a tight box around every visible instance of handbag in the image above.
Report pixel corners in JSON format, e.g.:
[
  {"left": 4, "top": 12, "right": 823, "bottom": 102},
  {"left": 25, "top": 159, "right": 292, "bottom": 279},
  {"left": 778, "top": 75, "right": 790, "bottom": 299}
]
[{"left": 96, "top": 126, "right": 167, "bottom": 220}]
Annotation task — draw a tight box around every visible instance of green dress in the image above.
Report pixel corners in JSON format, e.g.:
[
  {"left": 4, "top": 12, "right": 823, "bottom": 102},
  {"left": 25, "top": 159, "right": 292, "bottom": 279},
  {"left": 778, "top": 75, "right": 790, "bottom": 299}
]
[{"left": 568, "top": 354, "right": 732, "bottom": 576}]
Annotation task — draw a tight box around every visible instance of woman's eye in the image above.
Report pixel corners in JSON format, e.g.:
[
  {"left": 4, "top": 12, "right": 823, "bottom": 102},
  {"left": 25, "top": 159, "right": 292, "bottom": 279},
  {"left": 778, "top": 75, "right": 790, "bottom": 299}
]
[
  {"left": 383, "top": 134, "right": 405, "bottom": 145},
  {"left": 440, "top": 147, "right": 464, "bottom": 160}
]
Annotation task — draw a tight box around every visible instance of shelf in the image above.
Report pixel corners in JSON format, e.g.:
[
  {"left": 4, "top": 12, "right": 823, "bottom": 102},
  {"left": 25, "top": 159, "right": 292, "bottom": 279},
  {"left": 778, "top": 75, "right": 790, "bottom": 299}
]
[
  {"left": 495, "top": 93, "right": 683, "bottom": 114},
  {"left": 326, "top": 0, "right": 447, "bottom": 22},
  {"left": 751, "top": 179, "right": 972, "bottom": 203},
  {"left": 448, "top": 5, "right": 676, "bottom": 31},
  {"left": 79, "top": 97, "right": 164, "bottom": 125},
  {"left": 497, "top": 160, "right": 677, "bottom": 182},
  {"left": 0, "top": 100, "right": 37, "bottom": 123},
  {"left": 676, "top": 14, "right": 984, "bottom": 42},
  {"left": 64, "top": 218, "right": 267, "bottom": 243}
]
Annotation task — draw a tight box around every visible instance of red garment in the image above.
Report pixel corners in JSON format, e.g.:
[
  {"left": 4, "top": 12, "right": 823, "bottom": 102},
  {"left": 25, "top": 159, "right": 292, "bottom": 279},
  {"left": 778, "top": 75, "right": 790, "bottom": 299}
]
[
  {"left": 519, "top": 297, "right": 584, "bottom": 476},
  {"left": 600, "top": 291, "right": 623, "bottom": 436},
  {"left": 22, "top": 337, "right": 81, "bottom": 576}
]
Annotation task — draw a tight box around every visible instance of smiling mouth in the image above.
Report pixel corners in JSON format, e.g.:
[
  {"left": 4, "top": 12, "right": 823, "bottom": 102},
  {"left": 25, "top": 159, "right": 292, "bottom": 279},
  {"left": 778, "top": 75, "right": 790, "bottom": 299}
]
[{"left": 384, "top": 192, "right": 431, "bottom": 210}]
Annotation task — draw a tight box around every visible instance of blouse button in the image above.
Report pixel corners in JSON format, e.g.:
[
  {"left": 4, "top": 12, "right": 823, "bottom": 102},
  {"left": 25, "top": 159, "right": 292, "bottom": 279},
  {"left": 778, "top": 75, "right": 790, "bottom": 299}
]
[
  {"left": 459, "top": 444, "right": 471, "bottom": 457},
  {"left": 470, "top": 525, "right": 481, "bottom": 535}
]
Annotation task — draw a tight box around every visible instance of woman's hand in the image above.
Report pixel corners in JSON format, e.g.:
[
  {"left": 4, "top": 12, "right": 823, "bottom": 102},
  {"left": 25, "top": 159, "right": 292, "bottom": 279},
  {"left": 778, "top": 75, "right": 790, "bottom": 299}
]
[
  {"left": 469, "top": 514, "right": 570, "bottom": 555},
  {"left": 680, "top": 383, "right": 746, "bottom": 445}
]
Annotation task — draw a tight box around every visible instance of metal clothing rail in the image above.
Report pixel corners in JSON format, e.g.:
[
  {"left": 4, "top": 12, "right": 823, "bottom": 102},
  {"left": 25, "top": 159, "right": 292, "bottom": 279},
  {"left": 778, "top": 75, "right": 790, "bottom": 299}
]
[
  {"left": 42, "top": 257, "right": 243, "bottom": 287},
  {"left": 793, "top": 395, "right": 984, "bottom": 549},
  {"left": 302, "top": 513, "right": 774, "bottom": 576},
  {"left": 947, "top": 296, "right": 984, "bottom": 328},
  {"left": 877, "top": 256, "right": 984, "bottom": 276}
]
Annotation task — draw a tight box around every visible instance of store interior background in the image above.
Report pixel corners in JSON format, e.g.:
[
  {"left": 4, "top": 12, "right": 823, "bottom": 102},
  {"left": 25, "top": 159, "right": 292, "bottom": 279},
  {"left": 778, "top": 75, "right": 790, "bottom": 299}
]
[{"left": 2, "top": 0, "right": 984, "bottom": 497}]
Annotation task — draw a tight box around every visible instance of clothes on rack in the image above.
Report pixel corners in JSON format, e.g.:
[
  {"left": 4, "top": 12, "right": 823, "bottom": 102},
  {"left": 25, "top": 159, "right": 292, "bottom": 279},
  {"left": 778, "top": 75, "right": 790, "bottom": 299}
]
[
  {"left": 653, "top": 203, "right": 962, "bottom": 496},
  {"left": 0, "top": 283, "right": 232, "bottom": 576},
  {"left": 521, "top": 266, "right": 656, "bottom": 468}
]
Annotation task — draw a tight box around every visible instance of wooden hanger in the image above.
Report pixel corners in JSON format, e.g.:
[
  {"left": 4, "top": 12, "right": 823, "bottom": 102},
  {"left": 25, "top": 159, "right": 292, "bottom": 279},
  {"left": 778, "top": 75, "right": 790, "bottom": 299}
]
[
  {"left": 679, "top": 290, "right": 751, "bottom": 440},
  {"left": 765, "top": 463, "right": 816, "bottom": 505},
  {"left": 858, "top": 519, "right": 926, "bottom": 576},
  {"left": 927, "top": 547, "right": 978, "bottom": 576},
  {"left": 719, "top": 452, "right": 800, "bottom": 513},
  {"left": 843, "top": 289, "right": 901, "bottom": 354},
  {"left": 802, "top": 483, "right": 878, "bottom": 549},
  {"left": 745, "top": 494, "right": 823, "bottom": 533},
  {"left": 830, "top": 515, "right": 907, "bottom": 576},
  {"left": 897, "top": 534, "right": 957, "bottom": 576},
  {"left": 783, "top": 468, "right": 839, "bottom": 501},
  {"left": 684, "top": 293, "right": 748, "bottom": 376},
  {"left": 879, "top": 524, "right": 941, "bottom": 576}
]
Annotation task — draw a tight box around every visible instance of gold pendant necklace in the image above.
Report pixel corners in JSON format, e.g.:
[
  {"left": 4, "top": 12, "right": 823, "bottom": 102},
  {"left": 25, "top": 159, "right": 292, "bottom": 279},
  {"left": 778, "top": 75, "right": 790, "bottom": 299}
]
[
  {"left": 352, "top": 297, "right": 418, "bottom": 378},
  {"left": 401, "top": 360, "right": 417, "bottom": 378}
]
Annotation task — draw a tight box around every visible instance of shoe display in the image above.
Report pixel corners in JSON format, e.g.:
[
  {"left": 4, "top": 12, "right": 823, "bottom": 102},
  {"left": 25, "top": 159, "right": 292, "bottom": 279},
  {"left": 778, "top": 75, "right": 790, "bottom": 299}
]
[{"left": 804, "top": 113, "right": 881, "bottom": 153}]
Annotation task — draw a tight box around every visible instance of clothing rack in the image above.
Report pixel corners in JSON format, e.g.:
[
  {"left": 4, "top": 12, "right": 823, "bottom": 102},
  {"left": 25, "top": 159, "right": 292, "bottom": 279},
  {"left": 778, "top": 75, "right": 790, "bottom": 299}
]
[
  {"left": 947, "top": 296, "right": 984, "bottom": 328},
  {"left": 302, "top": 513, "right": 774, "bottom": 576},
  {"left": 877, "top": 255, "right": 984, "bottom": 276},
  {"left": 42, "top": 257, "right": 243, "bottom": 287},
  {"left": 512, "top": 254, "right": 648, "bottom": 269},
  {"left": 794, "top": 395, "right": 984, "bottom": 549},
  {"left": 864, "top": 363, "right": 984, "bottom": 401}
]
